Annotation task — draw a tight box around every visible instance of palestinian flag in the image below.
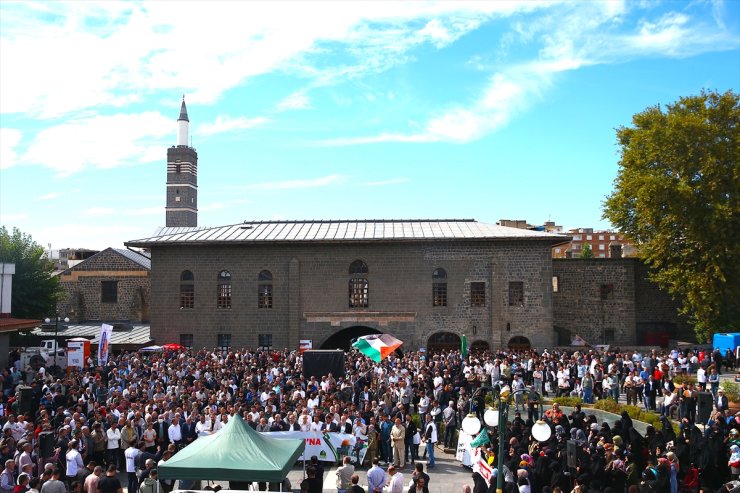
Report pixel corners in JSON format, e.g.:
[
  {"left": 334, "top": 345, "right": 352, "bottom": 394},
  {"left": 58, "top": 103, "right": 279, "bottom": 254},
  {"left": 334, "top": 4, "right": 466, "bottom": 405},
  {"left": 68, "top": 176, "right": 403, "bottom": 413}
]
[{"left": 352, "top": 334, "right": 403, "bottom": 362}]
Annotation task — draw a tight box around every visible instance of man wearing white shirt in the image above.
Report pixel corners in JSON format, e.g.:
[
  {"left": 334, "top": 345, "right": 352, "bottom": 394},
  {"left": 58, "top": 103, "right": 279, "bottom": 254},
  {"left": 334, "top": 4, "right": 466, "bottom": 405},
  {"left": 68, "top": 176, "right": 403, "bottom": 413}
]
[
  {"left": 697, "top": 366, "right": 706, "bottom": 390},
  {"left": 106, "top": 422, "right": 121, "bottom": 471},
  {"left": 66, "top": 440, "right": 84, "bottom": 485},
  {"left": 386, "top": 465, "right": 404, "bottom": 493},
  {"left": 123, "top": 443, "right": 140, "bottom": 493},
  {"left": 167, "top": 416, "right": 182, "bottom": 449}
]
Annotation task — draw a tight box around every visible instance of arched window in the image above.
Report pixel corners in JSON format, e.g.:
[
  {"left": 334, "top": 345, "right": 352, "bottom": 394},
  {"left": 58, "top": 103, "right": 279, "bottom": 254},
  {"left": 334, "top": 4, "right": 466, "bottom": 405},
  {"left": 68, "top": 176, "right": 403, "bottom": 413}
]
[
  {"left": 258, "top": 270, "right": 273, "bottom": 308},
  {"left": 349, "top": 260, "right": 368, "bottom": 275},
  {"left": 217, "top": 270, "right": 232, "bottom": 309},
  {"left": 180, "top": 270, "right": 194, "bottom": 309},
  {"left": 349, "top": 260, "right": 369, "bottom": 308},
  {"left": 432, "top": 268, "right": 447, "bottom": 307}
]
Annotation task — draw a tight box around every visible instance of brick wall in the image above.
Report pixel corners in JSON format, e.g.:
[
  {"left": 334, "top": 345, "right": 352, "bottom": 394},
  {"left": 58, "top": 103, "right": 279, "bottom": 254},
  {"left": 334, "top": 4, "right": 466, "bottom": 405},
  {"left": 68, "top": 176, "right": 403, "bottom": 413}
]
[
  {"left": 57, "top": 249, "right": 151, "bottom": 323},
  {"left": 149, "top": 239, "right": 558, "bottom": 350}
]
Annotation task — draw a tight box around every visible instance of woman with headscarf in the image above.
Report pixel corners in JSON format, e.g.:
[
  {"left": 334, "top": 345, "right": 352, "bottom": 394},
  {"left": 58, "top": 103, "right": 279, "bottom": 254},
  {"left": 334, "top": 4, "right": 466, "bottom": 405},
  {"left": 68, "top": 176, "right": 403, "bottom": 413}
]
[
  {"left": 665, "top": 452, "right": 679, "bottom": 493},
  {"left": 729, "top": 444, "right": 740, "bottom": 480},
  {"left": 607, "top": 454, "right": 628, "bottom": 493},
  {"left": 621, "top": 411, "right": 635, "bottom": 445},
  {"left": 471, "top": 473, "right": 486, "bottom": 493},
  {"left": 654, "top": 458, "right": 671, "bottom": 493},
  {"left": 532, "top": 449, "right": 552, "bottom": 491}
]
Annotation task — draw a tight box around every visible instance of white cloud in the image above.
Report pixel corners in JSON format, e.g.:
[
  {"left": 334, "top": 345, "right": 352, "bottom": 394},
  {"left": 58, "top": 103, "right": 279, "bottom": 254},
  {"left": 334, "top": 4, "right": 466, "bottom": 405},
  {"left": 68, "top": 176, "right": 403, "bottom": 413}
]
[
  {"left": 199, "top": 203, "right": 225, "bottom": 212},
  {"left": 197, "top": 116, "right": 269, "bottom": 137},
  {"left": 0, "top": 128, "right": 22, "bottom": 169},
  {"left": 363, "top": 178, "right": 409, "bottom": 186},
  {"left": 38, "top": 189, "right": 81, "bottom": 201},
  {"left": 38, "top": 222, "right": 141, "bottom": 250},
  {"left": 0, "top": 2, "right": 554, "bottom": 119},
  {"left": 276, "top": 92, "right": 312, "bottom": 111},
  {"left": 0, "top": 212, "right": 29, "bottom": 223},
  {"left": 230, "top": 174, "right": 343, "bottom": 190},
  {"left": 83, "top": 207, "right": 115, "bottom": 217},
  {"left": 22, "top": 112, "right": 171, "bottom": 175},
  {"left": 317, "top": 2, "right": 738, "bottom": 146}
]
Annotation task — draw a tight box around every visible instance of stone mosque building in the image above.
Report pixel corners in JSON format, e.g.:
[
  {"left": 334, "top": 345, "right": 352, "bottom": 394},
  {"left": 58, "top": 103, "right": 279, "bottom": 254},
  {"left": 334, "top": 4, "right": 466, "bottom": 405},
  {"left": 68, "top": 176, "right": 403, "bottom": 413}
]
[{"left": 125, "top": 101, "right": 691, "bottom": 352}]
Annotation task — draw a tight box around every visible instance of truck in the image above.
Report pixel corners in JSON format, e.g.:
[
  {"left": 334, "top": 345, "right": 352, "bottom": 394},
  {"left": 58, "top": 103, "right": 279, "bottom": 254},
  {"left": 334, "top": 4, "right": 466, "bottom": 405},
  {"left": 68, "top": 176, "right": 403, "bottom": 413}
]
[
  {"left": 713, "top": 333, "right": 740, "bottom": 356},
  {"left": 19, "top": 339, "right": 67, "bottom": 373}
]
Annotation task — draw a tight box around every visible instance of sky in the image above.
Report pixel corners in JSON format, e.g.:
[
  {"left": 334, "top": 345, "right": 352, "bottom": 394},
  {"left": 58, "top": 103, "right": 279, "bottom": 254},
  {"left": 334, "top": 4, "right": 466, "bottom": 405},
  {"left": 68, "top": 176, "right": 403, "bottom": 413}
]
[{"left": 1, "top": 0, "right": 738, "bottom": 251}]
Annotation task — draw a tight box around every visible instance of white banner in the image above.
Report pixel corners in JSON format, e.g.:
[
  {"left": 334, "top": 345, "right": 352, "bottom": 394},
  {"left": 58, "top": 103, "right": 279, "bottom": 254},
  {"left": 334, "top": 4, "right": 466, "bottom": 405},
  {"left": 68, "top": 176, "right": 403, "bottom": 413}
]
[
  {"left": 269, "top": 431, "right": 367, "bottom": 464},
  {"left": 67, "top": 341, "right": 85, "bottom": 368},
  {"left": 474, "top": 458, "right": 492, "bottom": 486},
  {"left": 456, "top": 430, "right": 474, "bottom": 466},
  {"left": 98, "top": 324, "right": 113, "bottom": 365}
]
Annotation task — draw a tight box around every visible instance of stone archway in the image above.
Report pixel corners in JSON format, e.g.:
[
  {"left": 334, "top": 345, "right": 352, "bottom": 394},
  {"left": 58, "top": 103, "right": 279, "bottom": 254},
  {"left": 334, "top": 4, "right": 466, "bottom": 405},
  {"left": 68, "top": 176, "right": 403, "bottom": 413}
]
[
  {"left": 320, "top": 326, "right": 383, "bottom": 350},
  {"left": 427, "top": 331, "right": 461, "bottom": 353},
  {"left": 507, "top": 336, "right": 531, "bottom": 350}
]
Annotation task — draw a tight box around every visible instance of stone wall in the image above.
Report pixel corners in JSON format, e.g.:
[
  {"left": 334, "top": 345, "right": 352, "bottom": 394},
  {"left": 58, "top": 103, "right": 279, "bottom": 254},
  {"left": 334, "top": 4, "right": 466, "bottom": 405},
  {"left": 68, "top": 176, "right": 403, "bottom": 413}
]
[
  {"left": 149, "top": 239, "right": 557, "bottom": 350},
  {"left": 552, "top": 259, "right": 636, "bottom": 345},
  {"left": 57, "top": 249, "right": 151, "bottom": 323},
  {"left": 633, "top": 262, "right": 693, "bottom": 341},
  {"left": 553, "top": 258, "right": 691, "bottom": 346}
]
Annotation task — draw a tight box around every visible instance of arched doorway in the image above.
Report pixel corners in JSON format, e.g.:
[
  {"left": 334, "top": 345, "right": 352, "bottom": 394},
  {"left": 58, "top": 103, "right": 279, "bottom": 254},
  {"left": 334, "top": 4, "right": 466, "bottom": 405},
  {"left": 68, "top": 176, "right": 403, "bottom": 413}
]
[
  {"left": 507, "top": 336, "right": 531, "bottom": 350},
  {"left": 427, "top": 332, "right": 461, "bottom": 353},
  {"left": 471, "top": 340, "right": 490, "bottom": 352},
  {"left": 320, "top": 326, "right": 382, "bottom": 350}
]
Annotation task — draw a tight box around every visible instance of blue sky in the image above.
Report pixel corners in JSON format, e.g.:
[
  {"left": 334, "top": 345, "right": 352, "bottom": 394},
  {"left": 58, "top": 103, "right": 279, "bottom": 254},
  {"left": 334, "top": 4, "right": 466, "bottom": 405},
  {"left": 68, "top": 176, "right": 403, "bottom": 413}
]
[{"left": 1, "top": 0, "right": 738, "bottom": 250}]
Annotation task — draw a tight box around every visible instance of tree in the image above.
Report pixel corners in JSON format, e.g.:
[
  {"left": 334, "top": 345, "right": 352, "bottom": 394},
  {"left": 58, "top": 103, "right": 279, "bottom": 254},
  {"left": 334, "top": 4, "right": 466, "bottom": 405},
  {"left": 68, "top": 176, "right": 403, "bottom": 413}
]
[
  {"left": 579, "top": 243, "right": 594, "bottom": 259},
  {"left": 603, "top": 89, "right": 739, "bottom": 341},
  {"left": 0, "top": 226, "right": 61, "bottom": 319}
]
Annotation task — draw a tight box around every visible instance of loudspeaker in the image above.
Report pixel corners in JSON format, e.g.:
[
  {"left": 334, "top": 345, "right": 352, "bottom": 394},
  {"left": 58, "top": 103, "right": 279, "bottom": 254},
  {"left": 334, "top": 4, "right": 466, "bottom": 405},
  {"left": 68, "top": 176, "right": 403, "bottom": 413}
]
[
  {"left": 697, "top": 391, "right": 713, "bottom": 423},
  {"left": 17, "top": 386, "right": 33, "bottom": 415},
  {"left": 566, "top": 439, "right": 578, "bottom": 469},
  {"left": 39, "top": 431, "right": 55, "bottom": 457}
]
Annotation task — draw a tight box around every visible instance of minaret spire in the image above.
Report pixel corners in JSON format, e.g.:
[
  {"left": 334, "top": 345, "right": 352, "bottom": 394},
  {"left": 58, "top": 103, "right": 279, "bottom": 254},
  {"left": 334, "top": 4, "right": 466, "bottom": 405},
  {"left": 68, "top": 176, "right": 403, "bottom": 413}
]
[
  {"left": 177, "top": 96, "right": 189, "bottom": 145},
  {"left": 167, "top": 96, "right": 198, "bottom": 227}
]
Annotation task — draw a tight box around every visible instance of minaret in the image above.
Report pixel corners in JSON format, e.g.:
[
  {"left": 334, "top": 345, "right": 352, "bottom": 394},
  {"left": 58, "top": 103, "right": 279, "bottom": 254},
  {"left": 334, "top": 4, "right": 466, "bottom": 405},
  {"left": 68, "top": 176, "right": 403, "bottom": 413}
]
[{"left": 166, "top": 96, "right": 198, "bottom": 227}]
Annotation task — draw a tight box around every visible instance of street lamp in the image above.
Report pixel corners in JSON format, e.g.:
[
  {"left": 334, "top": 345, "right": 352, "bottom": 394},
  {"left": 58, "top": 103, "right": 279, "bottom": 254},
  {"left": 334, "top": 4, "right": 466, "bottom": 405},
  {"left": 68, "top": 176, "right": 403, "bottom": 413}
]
[
  {"left": 44, "top": 313, "right": 69, "bottom": 368},
  {"left": 462, "top": 384, "right": 552, "bottom": 493}
]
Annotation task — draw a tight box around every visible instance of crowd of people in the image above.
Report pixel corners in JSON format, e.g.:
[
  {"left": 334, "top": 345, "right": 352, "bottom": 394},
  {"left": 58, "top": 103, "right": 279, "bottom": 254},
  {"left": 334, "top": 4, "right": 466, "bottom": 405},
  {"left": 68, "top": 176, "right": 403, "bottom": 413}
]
[{"left": 0, "top": 343, "right": 737, "bottom": 493}]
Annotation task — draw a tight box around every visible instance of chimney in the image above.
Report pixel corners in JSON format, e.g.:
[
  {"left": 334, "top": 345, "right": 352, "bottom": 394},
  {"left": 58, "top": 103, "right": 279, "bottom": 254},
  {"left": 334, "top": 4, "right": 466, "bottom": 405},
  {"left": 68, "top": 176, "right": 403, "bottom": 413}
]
[{"left": 609, "top": 242, "right": 623, "bottom": 258}]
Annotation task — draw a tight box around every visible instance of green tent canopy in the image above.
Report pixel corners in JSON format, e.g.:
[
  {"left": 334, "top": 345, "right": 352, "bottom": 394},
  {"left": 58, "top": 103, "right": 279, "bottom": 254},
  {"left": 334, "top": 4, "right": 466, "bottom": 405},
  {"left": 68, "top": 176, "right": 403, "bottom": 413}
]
[{"left": 158, "top": 414, "right": 305, "bottom": 483}]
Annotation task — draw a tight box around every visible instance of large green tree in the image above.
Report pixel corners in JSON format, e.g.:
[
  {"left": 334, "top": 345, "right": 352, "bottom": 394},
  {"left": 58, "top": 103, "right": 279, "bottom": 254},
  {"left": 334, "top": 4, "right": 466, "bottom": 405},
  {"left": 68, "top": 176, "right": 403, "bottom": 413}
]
[
  {"left": 0, "top": 226, "right": 61, "bottom": 319},
  {"left": 603, "top": 89, "right": 739, "bottom": 341}
]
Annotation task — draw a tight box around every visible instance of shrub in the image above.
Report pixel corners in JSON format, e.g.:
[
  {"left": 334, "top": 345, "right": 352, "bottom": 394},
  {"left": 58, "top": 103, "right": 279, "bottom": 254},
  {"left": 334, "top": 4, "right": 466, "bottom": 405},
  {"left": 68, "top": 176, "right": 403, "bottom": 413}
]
[
  {"left": 594, "top": 399, "right": 622, "bottom": 414},
  {"left": 552, "top": 396, "right": 583, "bottom": 407},
  {"left": 673, "top": 375, "right": 697, "bottom": 385},
  {"left": 591, "top": 399, "right": 670, "bottom": 432},
  {"left": 721, "top": 382, "right": 740, "bottom": 403}
]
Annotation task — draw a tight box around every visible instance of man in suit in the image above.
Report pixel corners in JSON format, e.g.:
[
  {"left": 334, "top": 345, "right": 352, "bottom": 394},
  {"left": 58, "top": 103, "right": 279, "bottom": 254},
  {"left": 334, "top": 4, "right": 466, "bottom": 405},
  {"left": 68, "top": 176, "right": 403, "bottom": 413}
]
[
  {"left": 154, "top": 417, "right": 170, "bottom": 450},
  {"left": 403, "top": 414, "right": 417, "bottom": 464},
  {"left": 181, "top": 415, "right": 197, "bottom": 446},
  {"left": 643, "top": 374, "right": 658, "bottom": 412},
  {"left": 320, "top": 414, "right": 338, "bottom": 432},
  {"left": 716, "top": 388, "right": 729, "bottom": 412}
]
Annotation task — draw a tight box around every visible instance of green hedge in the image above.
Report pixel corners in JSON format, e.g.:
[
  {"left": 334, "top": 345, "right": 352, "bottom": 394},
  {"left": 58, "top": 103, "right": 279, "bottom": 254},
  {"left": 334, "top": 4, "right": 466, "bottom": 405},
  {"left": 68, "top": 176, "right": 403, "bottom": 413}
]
[
  {"left": 552, "top": 396, "right": 583, "bottom": 407},
  {"left": 593, "top": 399, "right": 678, "bottom": 434}
]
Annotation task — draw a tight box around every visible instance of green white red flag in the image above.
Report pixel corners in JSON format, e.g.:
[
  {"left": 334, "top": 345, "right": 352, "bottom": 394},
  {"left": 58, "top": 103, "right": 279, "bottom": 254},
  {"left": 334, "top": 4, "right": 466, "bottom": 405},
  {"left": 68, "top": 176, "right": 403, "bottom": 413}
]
[{"left": 352, "top": 334, "right": 403, "bottom": 362}]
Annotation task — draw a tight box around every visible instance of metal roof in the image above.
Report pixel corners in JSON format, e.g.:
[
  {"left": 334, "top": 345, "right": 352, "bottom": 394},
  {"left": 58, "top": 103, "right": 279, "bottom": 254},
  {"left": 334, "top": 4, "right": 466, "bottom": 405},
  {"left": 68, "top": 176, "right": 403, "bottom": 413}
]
[
  {"left": 31, "top": 324, "right": 152, "bottom": 346},
  {"left": 127, "top": 219, "right": 568, "bottom": 246},
  {"left": 112, "top": 248, "right": 151, "bottom": 270}
]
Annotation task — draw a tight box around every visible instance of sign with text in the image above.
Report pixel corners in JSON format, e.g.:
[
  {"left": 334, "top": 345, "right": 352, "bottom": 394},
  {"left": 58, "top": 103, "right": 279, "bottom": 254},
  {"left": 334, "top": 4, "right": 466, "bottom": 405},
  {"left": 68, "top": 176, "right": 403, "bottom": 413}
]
[
  {"left": 67, "top": 341, "right": 85, "bottom": 368},
  {"left": 269, "top": 431, "right": 366, "bottom": 464}
]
